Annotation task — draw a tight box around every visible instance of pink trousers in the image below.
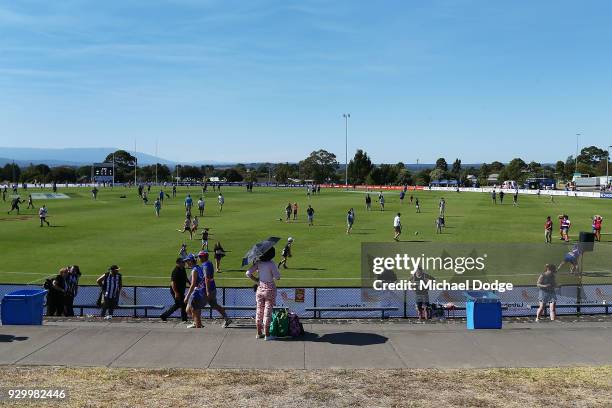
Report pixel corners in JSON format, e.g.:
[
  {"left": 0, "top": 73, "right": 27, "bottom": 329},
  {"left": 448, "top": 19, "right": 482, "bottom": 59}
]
[{"left": 256, "top": 281, "right": 277, "bottom": 328}]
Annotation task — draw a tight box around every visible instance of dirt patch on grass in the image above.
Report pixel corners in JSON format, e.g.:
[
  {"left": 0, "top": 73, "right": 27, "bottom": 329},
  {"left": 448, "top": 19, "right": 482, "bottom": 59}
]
[
  {"left": 1, "top": 366, "right": 610, "bottom": 407},
  {"left": 0, "top": 216, "right": 32, "bottom": 222}
]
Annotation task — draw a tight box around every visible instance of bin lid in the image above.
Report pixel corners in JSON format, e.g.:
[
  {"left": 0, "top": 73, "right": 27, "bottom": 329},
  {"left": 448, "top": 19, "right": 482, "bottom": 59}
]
[
  {"left": 464, "top": 290, "right": 499, "bottom": 302},
  {"left": 4, "top": 289, "right": 48, "bottom": 297}
]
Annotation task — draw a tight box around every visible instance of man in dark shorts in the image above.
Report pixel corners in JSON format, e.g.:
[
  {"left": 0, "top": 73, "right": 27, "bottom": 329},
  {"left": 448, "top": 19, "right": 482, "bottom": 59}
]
[
  {"left": 39, "top": 205, "right": 50, "bottom": 227},
  {"left": 8, "top": 197, "right": 23, "bottom": 214},
  {"left": 160, "top": 258, "right": 189, "bottom": 322},
  {"left": 410, "top": 267, "right": 434, "bottom": 320},
  {"left": 27, "top": 194, "right": 34, "bottom": 209},
  {"left": 278, "top": 237, "right": 293, "bottom": 268},
  {"left": 198, "top": 251, "right": 231, "bottom": 327}
]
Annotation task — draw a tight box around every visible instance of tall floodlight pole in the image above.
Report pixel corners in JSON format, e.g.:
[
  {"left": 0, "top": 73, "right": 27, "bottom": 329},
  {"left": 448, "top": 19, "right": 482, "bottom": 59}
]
[
  {"left": 575, "top": 133, "right": 581, "bottom": 174},
  {"left": 606, "top": 146, "right": 612, "bottom": 188},
  {"left": 134, "top": 140, "right": 137, "bottom": 186},
  {"left": 112, "top": 152, "right": 115, "bottom": 186},
  {"left": 343, "top": 113, "right": 350, "bottom": 187},
  {"left": 155, "top": 139, "right": 159, "bottom": 185}
]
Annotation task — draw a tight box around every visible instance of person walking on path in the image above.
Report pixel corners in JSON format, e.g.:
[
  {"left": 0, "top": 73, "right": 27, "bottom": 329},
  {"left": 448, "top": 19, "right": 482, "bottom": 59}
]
[
  {"left": 246, "top": 247, "right": 281, "bottom": 340},
  {"left": 160, "top": 258, "right": 189, "bottom": 322},
  {"left": 536, "top": 264, "right": 558, "bottom": 322},
  {"left": 198, "top": 251, "right": 231, "bottom": 327},
  {"left": 184, "top": 254, "right": 204, "bottom": 328},
  {"left": 64, "top": 265, "right": 81, "bottom": 317}
]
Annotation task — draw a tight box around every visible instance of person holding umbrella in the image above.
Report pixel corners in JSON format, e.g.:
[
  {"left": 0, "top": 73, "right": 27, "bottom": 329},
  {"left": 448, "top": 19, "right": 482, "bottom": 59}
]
[{"left": 244, "top": 237, "right": 282, "bottom": 340}]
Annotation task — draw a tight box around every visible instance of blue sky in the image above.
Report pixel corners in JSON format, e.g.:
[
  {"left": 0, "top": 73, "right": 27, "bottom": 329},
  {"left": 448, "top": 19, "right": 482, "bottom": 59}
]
[{"left": 1, "top": 0, "right": 611, "bottom": 164}]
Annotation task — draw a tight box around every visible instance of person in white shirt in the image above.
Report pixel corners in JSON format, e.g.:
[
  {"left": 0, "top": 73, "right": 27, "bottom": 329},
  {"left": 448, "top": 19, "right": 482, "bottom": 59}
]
[
  {"left": 393, "top": 213, "right": 402, "bottom": 241},
  {"left": 39, "top": 205, "right": 50, "bottom": 227},
  {"left": 246, "top": 247, "right": 281, "bottom": 340},
  {"left": 218, "top": 193, "right": 224, "bottom": 212}
]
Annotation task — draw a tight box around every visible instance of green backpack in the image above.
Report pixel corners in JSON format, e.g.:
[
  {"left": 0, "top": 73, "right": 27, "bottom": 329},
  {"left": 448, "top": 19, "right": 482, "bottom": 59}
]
[{"left": 269, "top": 309, "right": 289, "bottom": 337}]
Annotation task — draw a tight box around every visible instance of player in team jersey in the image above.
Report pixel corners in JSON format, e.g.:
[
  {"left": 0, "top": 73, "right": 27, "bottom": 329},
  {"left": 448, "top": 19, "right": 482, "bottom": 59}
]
[
  {"left": 346, "top": 208, "right": 355, "bottom": 234},
  {"left": 218, "top": 193, "right": 224, "bottom": 212},
  {"left": 306, "top": 205, "right": 315, "bottom": 226},
  {"left": 544, "top": 216, "right": 553, "bottom": 244},
  {"left": 39, "top": 205, "right": 50, "bottom": 227},
  {"left": 592, "top": 215, "right": 603, "bottom": 242},
  {"left": 558, "top": 244, "right": 582, "bottom": 275},
  {"left": 201, "top": 228, "right": 210, "bottom": 250},
  {"left": 278, "top": 237, "right": 293, "bottom": 269},
  {"left": 8, "top": 196, "right": 23, "bottom": 214},
  {"left": 27, "top": 194, "right": 34, "bottom": 209},
  {"left": 178, "top": 215, "right": 193, "bottom": 240},
  {"left": 154, "top": 198, "right": 161, "bottom": 217}
]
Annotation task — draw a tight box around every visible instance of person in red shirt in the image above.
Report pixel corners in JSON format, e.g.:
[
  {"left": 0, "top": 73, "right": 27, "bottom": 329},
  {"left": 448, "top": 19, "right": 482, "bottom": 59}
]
[
  {"left": 544, "top": 216, "right": 553, "bottom": 244},
  {"left": 593, "top": 215, "right": 603, "bottom": 242}
]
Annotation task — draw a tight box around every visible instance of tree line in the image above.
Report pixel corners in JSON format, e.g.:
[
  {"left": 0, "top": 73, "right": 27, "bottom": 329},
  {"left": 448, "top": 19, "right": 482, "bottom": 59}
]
[{"left": 1, "top": 146, "right": 608, "bottom": 185}]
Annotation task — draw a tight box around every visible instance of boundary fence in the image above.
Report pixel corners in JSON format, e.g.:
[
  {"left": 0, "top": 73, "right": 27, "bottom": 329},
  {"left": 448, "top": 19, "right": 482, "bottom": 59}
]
[{"left": 1, "top": 283, "right": 611, "bottom": 319}]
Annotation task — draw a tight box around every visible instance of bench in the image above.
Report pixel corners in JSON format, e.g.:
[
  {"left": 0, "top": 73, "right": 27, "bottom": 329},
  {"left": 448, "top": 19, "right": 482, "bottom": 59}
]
[
  {"left": 306, "top": 306, "right": 398, "bottom": 319},
  {"left": 201, "top": 305, "right": 285, "bottom": 319},
  {"left": 72, "top": 304, "right": 164, "bottom": 318},
  {"left": 530, "top": 303, "right": 612, "bottom": 315}
]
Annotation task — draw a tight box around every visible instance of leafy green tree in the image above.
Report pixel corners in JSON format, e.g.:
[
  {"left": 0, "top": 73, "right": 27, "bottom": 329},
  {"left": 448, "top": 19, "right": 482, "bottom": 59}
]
[
  {"left": 577, "top": 146, "right": 608, "bottom": 167},
  {"left": 103, "top": 150, "right": 136, "bottom": 182},
  {"left": 450, "top": 158, "right": 461, "bottom": 178},
  {"left": 429, "top": 168, "right": 445, "bottom": 182},
  {"left": 2, "top": 163, "right": 21, "bottom": 182},
  {"left": 299, "top": 149, "right": 339, "bottom": 183},
  {"left": 396, "top": 168, "right": 413, "bottom": 185},
  {"left": 499, "top": 158, "right": 527, "bottom": 182},
  {"left": 435, "top": 158, "right": 448, "bottom": 171},
  {"left": 274, "top": 163, "right": 291, "bottom": 183},
  {"left": 50, "top": 166, "right": 77, "bottom": 183},
  {"left": 414, "top": 169, "right": 431, "bottom": 186},
  {"left": 347, "top": 149, "right": 374, "bottom": 184}
]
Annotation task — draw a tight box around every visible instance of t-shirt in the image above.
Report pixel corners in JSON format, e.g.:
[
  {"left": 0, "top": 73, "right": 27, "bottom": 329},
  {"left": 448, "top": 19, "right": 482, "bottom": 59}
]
[
  {"left": 538, "top": 271, "right": 556, "bottom": 291},
  {"left": 545, "top": 220, "right": 553, "bottom": 231},
  {"left": 185, "top": 197, "right": 193, "bottom": 206},
  {"left": 191, "top": 265, "right": 205, "bottom": 298},
  {"left": 307, "top": 207, "right": 314, "bottom": 216},
  {"left": 201, "top": 230, "right": 209, "bottom": 240},
  {"left": 170, "top": 266, "right": 188, "bottom": 293},
  {"left": 282, "top": 244, "right": 291, "bottom": 257},
  {"left": 246, "top": 261, "right": 280, "bottom": 283},
  {"left": 202, "top": 261, "right": 216, "bottom": 293},
  {"left": 198, "top": 200, "right": 204, "bottom": 208},
  {"left": 393, "top": 216, "right": 401, "bottom": 227},
  {"left": 39, "top": 207, "right": 47, "bottom": 217},
  {"left": 347, "top": 213, "right": 354, "bottom": 223}
]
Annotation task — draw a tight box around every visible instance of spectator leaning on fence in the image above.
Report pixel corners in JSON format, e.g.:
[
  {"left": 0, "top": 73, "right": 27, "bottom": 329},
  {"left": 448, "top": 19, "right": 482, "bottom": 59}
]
[
  {"left": 246, "top": 247, "right": 281, "bottom": 340},
  {"left": 64, "top": 265, "right": 81, "bottom": 316},
  {"left": 46, "top": 267, "right": 68, "bottom": 316},
  {"left": 97, "top": 265, "right": 123, "bottom": 320}
]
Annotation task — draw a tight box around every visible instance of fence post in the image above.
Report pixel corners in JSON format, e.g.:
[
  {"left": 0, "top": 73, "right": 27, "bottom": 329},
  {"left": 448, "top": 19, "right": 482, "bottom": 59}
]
[
  {"left": 313, "top": 287, "right": 317, "bottom": 319},
  {"left": 133, "top": 287, "right": 137, "bottom": 318},
  {"left": 403, "top": 290, "right": 407, "bottom": 318}
]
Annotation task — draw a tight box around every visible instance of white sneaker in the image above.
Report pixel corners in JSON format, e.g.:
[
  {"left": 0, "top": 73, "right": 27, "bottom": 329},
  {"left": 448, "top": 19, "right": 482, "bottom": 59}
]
[
  {"left": 104, "top": 315, "right": 112, "bottom": 320},
  {"left": 186, "top": 323, "right": 197, "bottom": 328}
]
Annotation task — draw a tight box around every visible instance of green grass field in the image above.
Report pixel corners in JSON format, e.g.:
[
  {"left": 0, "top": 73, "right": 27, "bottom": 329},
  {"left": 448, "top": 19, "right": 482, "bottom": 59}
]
[{"left": 1, "top": 186, "right": 610, "bottom": 287}]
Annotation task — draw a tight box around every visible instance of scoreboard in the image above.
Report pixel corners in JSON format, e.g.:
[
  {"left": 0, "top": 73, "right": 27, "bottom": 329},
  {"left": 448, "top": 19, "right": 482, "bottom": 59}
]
[{"left": 93, "top": 163, "right": 114, "bottom": 182}]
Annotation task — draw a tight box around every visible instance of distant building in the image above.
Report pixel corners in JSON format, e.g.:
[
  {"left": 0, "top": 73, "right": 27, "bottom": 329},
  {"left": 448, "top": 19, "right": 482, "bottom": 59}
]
[{"left": 487, "top": 173, "right": 499, "bottom": 185}]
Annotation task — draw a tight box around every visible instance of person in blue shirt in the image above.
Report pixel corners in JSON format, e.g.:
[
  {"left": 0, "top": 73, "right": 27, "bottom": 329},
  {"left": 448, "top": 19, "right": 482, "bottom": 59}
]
[
  {"left": 154, "top": 198, "right": 161, "bottom": 217},
  {"left": 346, "top": 208, "right": 355, "bottom": 234},
  {"left": 198, "top": 251, "right": 231, "bottom": 327},
  {"left": 185, "top": 194, "right": 193, "bottom": 211}
]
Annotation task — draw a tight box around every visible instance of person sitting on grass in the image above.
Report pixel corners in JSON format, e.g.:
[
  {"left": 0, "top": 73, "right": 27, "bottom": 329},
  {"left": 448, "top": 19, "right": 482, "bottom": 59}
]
[
  {"left": 536, "top": 264, "right": 558, "bottom": 322},
  {"left": 246, "top": 247, "right": 281, "bottom": 340}
]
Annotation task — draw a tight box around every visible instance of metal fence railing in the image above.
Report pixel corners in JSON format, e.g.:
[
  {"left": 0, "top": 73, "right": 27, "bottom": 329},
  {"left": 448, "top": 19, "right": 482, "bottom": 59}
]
[{"left": 1, "top": 283, "right": 611, "bottom": 319}]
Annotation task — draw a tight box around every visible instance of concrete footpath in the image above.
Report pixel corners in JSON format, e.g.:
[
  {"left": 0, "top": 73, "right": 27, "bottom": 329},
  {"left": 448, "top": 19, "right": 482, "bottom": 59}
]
[{"left": 1, "top": 318, "right": 611, "bottom": 369}]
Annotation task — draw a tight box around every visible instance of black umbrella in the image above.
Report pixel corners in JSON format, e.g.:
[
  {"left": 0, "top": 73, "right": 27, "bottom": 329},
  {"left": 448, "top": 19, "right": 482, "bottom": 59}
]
[{"left": 242, "top": 237, "right": 281, "bottom": 266}]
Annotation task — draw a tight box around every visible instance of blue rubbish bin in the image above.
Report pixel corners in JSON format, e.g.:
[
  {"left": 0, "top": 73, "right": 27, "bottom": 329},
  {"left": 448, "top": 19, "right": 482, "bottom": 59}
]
[
  {"left": 1, "top": 289, "right": 47, "bottom": 325},
  {"left": 465, "top": 291, "right": 502, "bottom": 330}
]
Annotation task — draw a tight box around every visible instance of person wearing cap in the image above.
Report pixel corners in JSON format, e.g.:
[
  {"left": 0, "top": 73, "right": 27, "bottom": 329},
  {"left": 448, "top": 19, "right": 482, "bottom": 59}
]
[
  {"left": 97, "top": 265, "right": 122, "bottom": 320},
  {"left": 198, "top": 251, "right": 231, "bottom": 328},
  {"left": 277, "top": 237, "right": 293, "bottom": 269},
  {"left": 183, "top": 254, "right": 205, "bottom": 328},
  {"left": 160, "top": 258, "right": 189, "bottom": 322}
]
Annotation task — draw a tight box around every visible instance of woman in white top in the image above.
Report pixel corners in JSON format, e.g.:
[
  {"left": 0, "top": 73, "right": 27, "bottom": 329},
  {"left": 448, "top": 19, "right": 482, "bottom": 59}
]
[{"left": 246, "top": 247, "right": 281, "bottom": 340}]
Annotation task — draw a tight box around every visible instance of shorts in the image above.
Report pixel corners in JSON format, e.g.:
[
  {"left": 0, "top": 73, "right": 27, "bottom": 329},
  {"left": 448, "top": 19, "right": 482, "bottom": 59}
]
[
  {"left": 190, "top": 290, "right": 219, "bottom": 309},
  {"left": 308, "top": 215, "right": 314, "bottom": 222},
  {"left": 564, "top": 254, "right": 577, "bottom": 264},
  {"left": 394, "top": 226, "right": 401, "bottom": 233},
  {"left": 561, "top": 227, "right": 569, "bottom": 234},
  {"left": 538, "top": 289, "right": 556, "bottom": 304}
]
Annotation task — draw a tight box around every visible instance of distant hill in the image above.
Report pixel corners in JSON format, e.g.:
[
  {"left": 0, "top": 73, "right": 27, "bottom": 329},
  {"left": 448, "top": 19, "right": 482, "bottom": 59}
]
[{"left": 0, "top": 147, "right": 227, "bottom": 167}]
